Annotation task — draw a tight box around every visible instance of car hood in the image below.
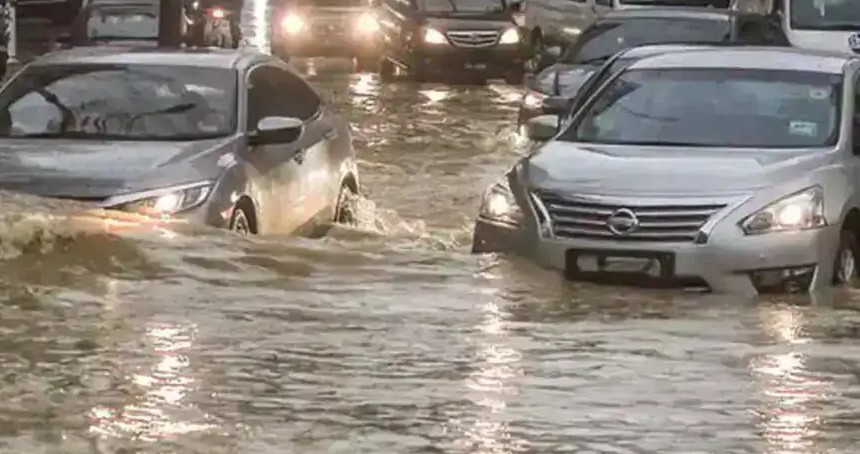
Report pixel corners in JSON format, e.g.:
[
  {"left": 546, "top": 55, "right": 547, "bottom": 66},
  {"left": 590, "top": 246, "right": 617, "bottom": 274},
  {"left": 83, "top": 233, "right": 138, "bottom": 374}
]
[
  {"left": 0, "top": 137, "right": 235, "bottom": 199},
  {"left": 788, "top": 30, "right": 860, "bottom": 54},
  {"left": 532, "top": 63, "right": 597, "bottom": 97},
  {"left": 424, "top": 14, "right": 514, "bottom": 29},
  {"left": 523, "top": 142, "right": 836, "bottom": 197}
]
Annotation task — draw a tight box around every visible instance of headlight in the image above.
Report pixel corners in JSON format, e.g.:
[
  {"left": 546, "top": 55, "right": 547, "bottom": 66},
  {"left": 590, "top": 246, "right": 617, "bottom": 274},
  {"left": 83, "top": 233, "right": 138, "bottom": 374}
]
[
  {"left": 423, "top": 28, "right": 447, "bottom": 45},
  {"left": 282, "top": 14, "right": 304, "bottom": 34},
  {"left": 479, "top": 178, "right": 523, "bottom": 226},
  {"left": 355, "top": 12, "right": 380, "bottom": 33},
  {"left": 499, "top": 27, "right": 520, "bottom": 44},
  {"left": 522, "top": 89, "right": 548, "bottom": 110},
  {"left": 740, "top": 186, "right": 826, "bottom": 235},
  {"left": 107, "top": 182, "right": 213, "bottom": 217}
]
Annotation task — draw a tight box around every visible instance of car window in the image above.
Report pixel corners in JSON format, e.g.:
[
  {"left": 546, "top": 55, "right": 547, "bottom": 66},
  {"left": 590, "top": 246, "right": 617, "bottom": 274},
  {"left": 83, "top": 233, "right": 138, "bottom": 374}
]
[
  {"left": 420, "top": 0, "right": 506, "bottom": 13},
  {"left": 0, "top": 64, "right": 236, "bottom": 140},
  {"left": 595, "top": 0, "right": 612, "bottom": 6},
  {"left": 560, "top": 18, "right": 730, "bottom": 64},
  {"left": 86, "top": 6, "right": 159, "bottom": 40},
  {"left": 246, "top": 65, "right": 322, "bottom": 131},
  {"left": 789, "top": 0, "right": 860, "bottom": 30},
  {"left": 561, "top": 67, "right": 842, "bottom": 148}
]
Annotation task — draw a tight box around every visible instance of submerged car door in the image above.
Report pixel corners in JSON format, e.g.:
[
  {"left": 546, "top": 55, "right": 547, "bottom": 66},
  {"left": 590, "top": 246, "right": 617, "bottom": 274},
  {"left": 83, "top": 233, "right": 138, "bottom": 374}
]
[
  {"left": 245, "top": 64, "right": 315, "bottom": 234},
  {"left": 268, "top": 66, "right": 337, "bottom": 234}
]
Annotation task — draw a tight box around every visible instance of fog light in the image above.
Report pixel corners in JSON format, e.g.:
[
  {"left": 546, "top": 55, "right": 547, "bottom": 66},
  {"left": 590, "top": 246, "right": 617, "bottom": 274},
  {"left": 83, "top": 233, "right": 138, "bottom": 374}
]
[{"left": 750, "top": 265, "right": 816, "bottom": 294}]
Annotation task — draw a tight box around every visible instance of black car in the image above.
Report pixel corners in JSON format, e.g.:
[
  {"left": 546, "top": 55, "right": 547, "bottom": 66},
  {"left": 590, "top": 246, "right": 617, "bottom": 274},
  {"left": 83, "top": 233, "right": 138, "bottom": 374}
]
[
  {"left": 272, "top": 0, "right": 383, "bottom": 71},
  {"left": 376, "top": 0, "right": 526, "bottom": 83},
  {"left": 517, "top": 7, "right": 790, "bottom": 127}
]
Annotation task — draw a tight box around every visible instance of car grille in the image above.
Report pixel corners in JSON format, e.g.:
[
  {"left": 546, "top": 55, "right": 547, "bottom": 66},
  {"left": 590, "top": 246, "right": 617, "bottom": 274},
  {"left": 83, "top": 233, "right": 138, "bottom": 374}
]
[
  {"left": 446, "top": 30, "right": 499, "bottom": 48},
  {"left": 535, "top": 191, "right": 727, "bottom": 243},
  {"left": 311, "top": 17, "right": 348, "bottom": 35}
]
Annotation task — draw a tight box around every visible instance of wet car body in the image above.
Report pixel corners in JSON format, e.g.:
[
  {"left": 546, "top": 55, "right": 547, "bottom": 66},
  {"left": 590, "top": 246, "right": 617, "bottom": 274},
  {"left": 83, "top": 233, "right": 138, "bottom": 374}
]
[
  {"left": 517, "top": 7, "right": 791, "bottom": 127},
  {"left": 376, "top": 0, "right": 525, "bottom": 83},
  {"left": 474, "top": 47, "right": 860, "bottom": 296},
  {"left": 0, "top": 47, "right": 359, "bottom": 236},
  {"left": 273, "top": 0, "right": 383, "bottom": 70}
]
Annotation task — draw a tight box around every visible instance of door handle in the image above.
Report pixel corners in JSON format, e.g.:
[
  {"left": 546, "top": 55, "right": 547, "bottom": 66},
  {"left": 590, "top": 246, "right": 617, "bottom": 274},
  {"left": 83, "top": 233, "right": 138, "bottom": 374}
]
[{"left": 294, "top": 149, "right": 306, "bottom": 164}]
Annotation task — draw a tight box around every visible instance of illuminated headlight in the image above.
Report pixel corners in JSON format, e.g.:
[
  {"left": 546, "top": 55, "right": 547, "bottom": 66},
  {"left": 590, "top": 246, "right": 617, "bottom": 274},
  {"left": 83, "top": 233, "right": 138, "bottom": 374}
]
[
  {"left": 355, "top": 12, "right": 380, "bottom": 33},
  {"left": 423, "top": 28, "right": 447, "bottom": 45},
  {"left": 740, "top": 186, "right": 826, "bottom": 235},
  {"left": 108, "top": 182, "right": 213, "bottom": 217},
  {"left": 499, "top": 27, "right": 520, "bottom": 44},
  {"left": 522, "top": 89, "right": 548, "bottom": 109},
  {"left": 282, "top": 14, "right": 304, "bottom": 34},
  {"left": 479, "top": 178, "right": 523, "bottom": 226}
]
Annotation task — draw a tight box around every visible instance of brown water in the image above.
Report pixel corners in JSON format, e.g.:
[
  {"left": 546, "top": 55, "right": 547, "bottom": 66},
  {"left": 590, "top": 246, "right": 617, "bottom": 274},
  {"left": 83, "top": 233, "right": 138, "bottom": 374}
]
[{"left": 1, "top": 63, "right": 860, "bottom": 454}]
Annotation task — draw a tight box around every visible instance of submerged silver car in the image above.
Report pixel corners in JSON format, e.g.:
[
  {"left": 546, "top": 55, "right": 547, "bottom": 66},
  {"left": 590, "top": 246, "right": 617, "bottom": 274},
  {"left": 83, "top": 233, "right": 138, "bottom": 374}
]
[
  {"left": 473, "top": 47, "right": 860, "bottom": 295},
  {"left": 0, "top": 46, "right": 359, "bottom": 236}
]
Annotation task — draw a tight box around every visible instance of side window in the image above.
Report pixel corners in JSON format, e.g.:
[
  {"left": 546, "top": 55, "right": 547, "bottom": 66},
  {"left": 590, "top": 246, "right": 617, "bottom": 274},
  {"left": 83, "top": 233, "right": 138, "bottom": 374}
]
[
  {"left": 246, "top": 65, "right": 322, "bottom": 131},
  {"left": 595, "top": 0, "right": 612, "bottom": 6}
]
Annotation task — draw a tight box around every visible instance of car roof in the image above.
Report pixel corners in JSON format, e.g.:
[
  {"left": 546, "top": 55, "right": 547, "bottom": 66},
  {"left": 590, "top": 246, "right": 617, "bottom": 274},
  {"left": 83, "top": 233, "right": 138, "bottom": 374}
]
[
  {"left": 628, "top": 47, "right": 854, "bottom": 74},
  {"left": 616, "top": 43, "right": 719, "bottom": 60},
  {"left": 601, "top": 7, "right": 735, "bottom": 21},
  {"left": 28, "top": 46, "right": 269, "bottom": 70}
]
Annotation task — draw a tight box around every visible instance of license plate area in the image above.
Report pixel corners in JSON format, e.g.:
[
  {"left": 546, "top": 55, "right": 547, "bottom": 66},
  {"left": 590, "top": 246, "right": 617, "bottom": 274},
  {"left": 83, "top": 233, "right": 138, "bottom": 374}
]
[{"left": 565, "top": 249, "right": 675, "bottom": 284}]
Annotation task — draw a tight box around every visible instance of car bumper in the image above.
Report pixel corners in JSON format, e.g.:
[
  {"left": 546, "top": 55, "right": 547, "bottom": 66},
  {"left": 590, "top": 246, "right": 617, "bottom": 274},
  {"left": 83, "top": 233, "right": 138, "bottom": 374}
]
[
  {"left": 274, "top": 30, "right": 382, "bottom": 58},
  {"left": 472, "top": 217, "right": 840, "bottom": 295},
  {"left": 409, "top": 44, "right": 524, "bottom": 76}
]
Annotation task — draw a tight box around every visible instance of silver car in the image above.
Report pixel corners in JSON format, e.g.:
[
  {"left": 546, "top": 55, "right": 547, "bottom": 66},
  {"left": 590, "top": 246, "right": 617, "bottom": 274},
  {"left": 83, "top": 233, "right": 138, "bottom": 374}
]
[
  {"left": 0, "top": 46, "right": 359, "bottom": 236},
  {"left": 473, "top": 46, "right": 860, "bottom": 295}
]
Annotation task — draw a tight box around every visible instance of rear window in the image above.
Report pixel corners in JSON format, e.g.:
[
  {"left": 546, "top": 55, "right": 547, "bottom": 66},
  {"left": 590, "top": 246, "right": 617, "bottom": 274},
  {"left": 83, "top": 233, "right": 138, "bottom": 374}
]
[
  {"left": 561, "top": 68, "right": 842, "bottom": 148},
  {"left": 86, "top": 6, "right": 158, "bottom": 40},
  {"left": 560, "top": 18, "right": 730, "bottom": 64}
]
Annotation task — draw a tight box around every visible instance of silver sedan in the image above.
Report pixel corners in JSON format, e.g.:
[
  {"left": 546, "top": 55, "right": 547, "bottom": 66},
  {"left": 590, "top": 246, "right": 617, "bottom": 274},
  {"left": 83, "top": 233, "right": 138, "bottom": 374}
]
[{"left": 473, "top": 47, "right": 860, "bottom": 296}]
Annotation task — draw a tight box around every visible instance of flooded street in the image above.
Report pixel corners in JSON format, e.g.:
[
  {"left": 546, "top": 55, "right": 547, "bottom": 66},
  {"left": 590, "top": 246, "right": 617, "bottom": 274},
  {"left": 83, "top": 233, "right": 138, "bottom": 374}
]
[{"left": 1, "top": 63, "right": 860, "bottom": 453}]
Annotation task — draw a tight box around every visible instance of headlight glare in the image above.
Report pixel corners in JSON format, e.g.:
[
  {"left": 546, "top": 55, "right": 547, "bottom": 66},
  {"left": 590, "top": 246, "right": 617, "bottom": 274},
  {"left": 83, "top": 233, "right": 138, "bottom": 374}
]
[
  {"left": 740, "top": 186, "right": 826, "bottom": 235},
  {"left": 355, "top": 12, "right": 380, "bottom": 33},
  {"left": 479, "top": 179, "right": 523, "bottom": 225},
  {"left": 499, "top": 27, "right": 520, "bottom": 44},
  {"left": 282, "top": 14, "right": 304, "bottom": 34},
  {"left": 423, "top": 28, "right": 447, "bottom": 44},
  {"left": 111, "top": 183, "right": 213, "bottom": 217}
]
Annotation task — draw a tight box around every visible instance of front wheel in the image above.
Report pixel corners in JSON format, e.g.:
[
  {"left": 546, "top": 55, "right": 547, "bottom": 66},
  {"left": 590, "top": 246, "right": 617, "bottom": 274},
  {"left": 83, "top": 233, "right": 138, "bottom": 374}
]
[
  {"left": 378, "top": 58, "right": 395, "bottom": 82},
  {"left": 229, "top": 206, "right": 253, "bottom": 236},
  {"left": 833, "top": 229, "right": 858, "bottom": 285},
  {"left": 334, "top": 184, "right": 358, "bottom": 225}
]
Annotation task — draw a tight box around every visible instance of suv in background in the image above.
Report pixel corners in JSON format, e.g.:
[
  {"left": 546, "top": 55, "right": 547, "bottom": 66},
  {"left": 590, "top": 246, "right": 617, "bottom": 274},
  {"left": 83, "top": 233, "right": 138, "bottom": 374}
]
[
  {"left": 376, "top": 0, "right": 526, "bottom": 84},
  {"left": 272, "top": 0, "right": 383, "bottom": 71}
]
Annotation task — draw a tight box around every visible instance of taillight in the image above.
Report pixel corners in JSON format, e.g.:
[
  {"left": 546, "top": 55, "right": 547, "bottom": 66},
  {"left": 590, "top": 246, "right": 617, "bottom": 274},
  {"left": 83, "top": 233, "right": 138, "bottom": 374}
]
[{"left": 209, "top": 7, "right": 225, "bottom": 18}]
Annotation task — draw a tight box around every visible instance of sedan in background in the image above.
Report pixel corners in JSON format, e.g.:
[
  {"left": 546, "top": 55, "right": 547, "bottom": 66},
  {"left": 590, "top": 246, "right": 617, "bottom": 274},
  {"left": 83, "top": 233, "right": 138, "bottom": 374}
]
[
  {"left": 0, "top": 47, "right": 359, "bottom": 236},
  {"left": 475, "top": 47, "right": 860, "bottom": 296},
  {"left": 517, "top": 7, "right": 790, "bottom": 128}
]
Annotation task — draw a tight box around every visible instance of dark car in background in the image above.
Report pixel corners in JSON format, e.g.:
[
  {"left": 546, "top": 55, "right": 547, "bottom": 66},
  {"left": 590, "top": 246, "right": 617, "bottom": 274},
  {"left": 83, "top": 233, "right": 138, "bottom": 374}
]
[
  {"left": 272, "top": 0, "right": 382, "bottom": 71},
  {"left": 377, "top": 0, "right": 525, "bottom": 83},
  {"left": 517, "top": 7, "right": 790, "bottom": 128},
  {"left": 0, "top": 47, "right": 360, "bottom": 236}
]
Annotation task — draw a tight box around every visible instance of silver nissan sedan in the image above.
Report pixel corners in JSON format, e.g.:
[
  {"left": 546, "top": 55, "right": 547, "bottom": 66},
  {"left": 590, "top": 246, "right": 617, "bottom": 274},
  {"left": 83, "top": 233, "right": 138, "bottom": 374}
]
[{"left": 473, "top": 47, "right": 860, "bottom": 296}]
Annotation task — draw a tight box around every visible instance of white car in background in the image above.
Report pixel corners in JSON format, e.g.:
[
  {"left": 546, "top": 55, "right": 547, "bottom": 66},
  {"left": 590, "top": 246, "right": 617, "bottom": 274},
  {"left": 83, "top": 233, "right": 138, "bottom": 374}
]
[{"left": 520, "top": 0, "right": 730, "bottom": 70}]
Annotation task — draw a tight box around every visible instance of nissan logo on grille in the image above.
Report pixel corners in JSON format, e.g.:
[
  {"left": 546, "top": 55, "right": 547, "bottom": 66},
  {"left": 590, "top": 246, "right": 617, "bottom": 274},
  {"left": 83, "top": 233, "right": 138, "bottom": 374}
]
[{"left": 606, "top": 208, "right": 639, "bottom": 235}]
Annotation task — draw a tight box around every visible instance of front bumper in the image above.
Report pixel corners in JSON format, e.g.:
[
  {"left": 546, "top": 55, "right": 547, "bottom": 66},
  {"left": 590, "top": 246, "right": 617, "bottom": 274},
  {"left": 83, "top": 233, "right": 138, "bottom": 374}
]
[
  {"left": 409, "top": 44, "right": 524, "bottom": 77},
  {"left": 472, "top": 217, "right": 840, "bottom": 295}
]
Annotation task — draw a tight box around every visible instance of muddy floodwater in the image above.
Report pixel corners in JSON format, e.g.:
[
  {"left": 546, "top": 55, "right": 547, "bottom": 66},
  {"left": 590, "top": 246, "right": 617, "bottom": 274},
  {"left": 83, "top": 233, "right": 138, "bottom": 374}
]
[{"left": 1, "top": 61, "right": 860, "bottom": 454}]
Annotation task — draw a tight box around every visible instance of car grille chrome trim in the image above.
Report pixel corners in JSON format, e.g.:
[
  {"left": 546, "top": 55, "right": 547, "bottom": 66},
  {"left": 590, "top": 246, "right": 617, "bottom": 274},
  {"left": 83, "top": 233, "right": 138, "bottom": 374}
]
[
  {"left": 445, "top": 30, "right": 499, "bottom": 48},
  {"left": 534, "top": 190, "right": 731, "bottom": 243}
]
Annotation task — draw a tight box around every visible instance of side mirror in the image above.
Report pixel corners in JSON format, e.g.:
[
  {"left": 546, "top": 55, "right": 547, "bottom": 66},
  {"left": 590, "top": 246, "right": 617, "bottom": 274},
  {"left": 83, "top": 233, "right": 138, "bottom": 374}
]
[
  {"left": 526, "top": 114, "right": 559, "bottom": 141},
  {"left": 250, "top": 116, "right": 303, "bottom": 145},
  {"left": 541, "top": 96, "right": 572, "bottom": 116}
]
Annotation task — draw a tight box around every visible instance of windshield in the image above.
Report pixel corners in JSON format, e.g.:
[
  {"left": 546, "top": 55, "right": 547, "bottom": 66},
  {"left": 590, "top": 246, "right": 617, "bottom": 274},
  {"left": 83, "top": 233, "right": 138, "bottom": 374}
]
[
  {"left": 561, "top": 68, "right": 842, "bottom": 148},
  {"left": 560, "top": 19, "right": 729, "bottom": 64},
  {"left": 87, "top": 7, "right": 159, "bottom": 40},
  {"left": 421, "top": 0, "right": 506, "bottom": 13},
  {"left": 0, "top": 64, "right": 237, "bottom": 140},
  {"left": 789, "top": 0, "right": 860, "bottom": 30}
]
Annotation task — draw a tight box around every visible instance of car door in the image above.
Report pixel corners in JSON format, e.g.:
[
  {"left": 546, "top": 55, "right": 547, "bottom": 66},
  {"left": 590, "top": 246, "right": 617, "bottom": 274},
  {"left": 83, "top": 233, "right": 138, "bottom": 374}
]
[
  {"left": 244, "top": 64, "right": 309, "bottom": 235},
  {"left": 267, "top": 64, "right": 338, "bottom": 235}
]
